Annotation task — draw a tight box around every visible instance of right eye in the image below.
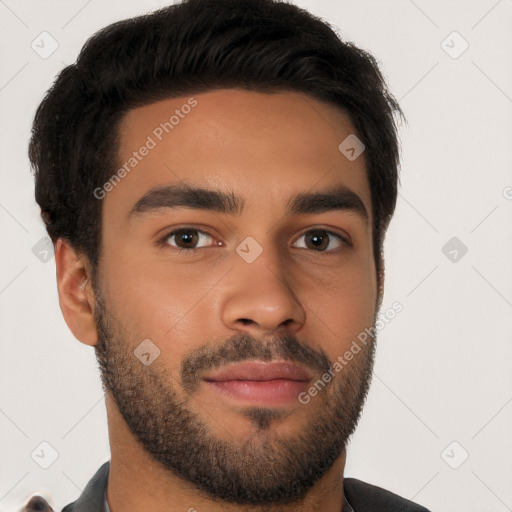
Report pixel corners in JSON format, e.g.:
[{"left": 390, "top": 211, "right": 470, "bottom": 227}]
[{"left": 157, "top": 227, "right": 220, "bottom": 253}]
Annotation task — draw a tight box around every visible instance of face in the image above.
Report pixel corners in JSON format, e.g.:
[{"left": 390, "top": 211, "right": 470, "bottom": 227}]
[{"left": 93, "top": 89, "right": 378, "bottom": 505}]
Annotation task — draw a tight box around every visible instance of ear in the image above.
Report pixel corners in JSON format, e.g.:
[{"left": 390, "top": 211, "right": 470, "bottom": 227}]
[{"left": 55, "top": 238, "right": 98, "bottom": 347}]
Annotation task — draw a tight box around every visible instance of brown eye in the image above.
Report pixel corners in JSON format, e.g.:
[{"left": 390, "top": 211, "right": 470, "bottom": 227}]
[
  {"left": 161, "top": 228, "right": 215, "bottom": 251},
  {"left": 294, "top": 229, "right": 346, "bottom": 252},
  {"left": 173, "top": 229, "right": 199, "bottom": 249}
]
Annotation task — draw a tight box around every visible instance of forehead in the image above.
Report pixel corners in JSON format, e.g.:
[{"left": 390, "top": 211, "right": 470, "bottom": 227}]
[{"left": 106, "top": 88, "right": 371, "bottom": 223}]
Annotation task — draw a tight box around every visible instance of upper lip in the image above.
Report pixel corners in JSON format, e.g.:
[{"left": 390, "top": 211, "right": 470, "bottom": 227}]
[{"left": 203, "top": 361, "right": 312, "bottom": 382}]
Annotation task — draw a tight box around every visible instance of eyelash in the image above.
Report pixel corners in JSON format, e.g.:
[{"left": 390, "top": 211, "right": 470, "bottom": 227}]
[{"left": 156, "top": 226, "right": 351, "bottom": 254}]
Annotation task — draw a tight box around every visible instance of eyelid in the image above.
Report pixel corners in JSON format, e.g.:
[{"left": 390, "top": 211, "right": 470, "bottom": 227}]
[{"left": 156, "top": 225, "right": 352, "bottom": 252}]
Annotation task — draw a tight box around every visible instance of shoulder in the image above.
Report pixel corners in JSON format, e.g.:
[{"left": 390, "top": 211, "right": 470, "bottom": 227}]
[{"left": 344, "top": 477, "right": 432, "bottom": 512}]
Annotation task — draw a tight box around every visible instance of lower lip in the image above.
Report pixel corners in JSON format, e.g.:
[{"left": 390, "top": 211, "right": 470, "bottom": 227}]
[{"left": 204, "top": 379, "right": 310, "bottom": 405}]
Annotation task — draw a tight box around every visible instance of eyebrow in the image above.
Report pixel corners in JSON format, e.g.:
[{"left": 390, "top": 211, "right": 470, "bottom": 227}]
[{"left": 129, "top": 183, "right": 368, "bottom": 223}]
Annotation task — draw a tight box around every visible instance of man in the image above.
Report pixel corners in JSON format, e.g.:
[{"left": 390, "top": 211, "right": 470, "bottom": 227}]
[{"left": 27, "top": 0, "right": 430, "bottom": 510}]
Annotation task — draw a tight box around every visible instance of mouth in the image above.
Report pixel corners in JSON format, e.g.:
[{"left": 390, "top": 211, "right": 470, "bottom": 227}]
[{"left": 202, "top": 361, "right": 312, "bottom": 405}]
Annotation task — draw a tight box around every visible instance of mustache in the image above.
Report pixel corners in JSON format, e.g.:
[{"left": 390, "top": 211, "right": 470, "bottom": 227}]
[{"left": 180, "top": 331, "right": 332, "bottom": 394}]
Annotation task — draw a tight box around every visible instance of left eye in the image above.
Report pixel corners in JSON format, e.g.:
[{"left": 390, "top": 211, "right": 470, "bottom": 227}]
[{"left": 293, "top": 229, "right": 346, "bottom": 252}]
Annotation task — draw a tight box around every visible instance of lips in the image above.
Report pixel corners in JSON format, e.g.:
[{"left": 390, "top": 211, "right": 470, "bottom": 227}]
[{"left": 203, "top": 361, "right": 312, "bottom": 383}]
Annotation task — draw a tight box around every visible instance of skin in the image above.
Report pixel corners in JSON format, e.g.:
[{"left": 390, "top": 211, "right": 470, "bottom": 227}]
[{"left": 56, "top": 89, "right": 380, "bottom": 512}]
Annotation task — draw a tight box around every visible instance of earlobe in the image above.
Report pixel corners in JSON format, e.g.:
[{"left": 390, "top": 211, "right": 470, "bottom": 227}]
[{"left": 55, "top": 238, "right": 99, "bottom": 347}]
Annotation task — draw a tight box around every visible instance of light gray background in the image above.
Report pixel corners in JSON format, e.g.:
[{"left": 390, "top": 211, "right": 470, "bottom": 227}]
[{"left": 1, "top": 1, "right": 511, "bottom": 511}]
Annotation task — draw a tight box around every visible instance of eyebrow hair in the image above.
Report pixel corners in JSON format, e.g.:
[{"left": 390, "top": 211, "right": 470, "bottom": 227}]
[{"left": 129, "top": 183, "right": 368, "bottom": 222}]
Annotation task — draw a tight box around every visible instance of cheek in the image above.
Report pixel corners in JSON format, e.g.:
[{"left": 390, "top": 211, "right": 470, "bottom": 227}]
[
  {"left": 305, "top": 260, "right": 376, "bottom": 360},
  {"left": 99, "top": 251, "right": 219, "bottom": 359},
  {"left": 313, "top": 280, "right": 375, "bottom": 336}
]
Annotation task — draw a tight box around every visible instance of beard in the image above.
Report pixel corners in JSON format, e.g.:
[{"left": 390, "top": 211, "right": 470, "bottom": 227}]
[{"left": 93, "top": 287, "right": 376, "bottom": 508}]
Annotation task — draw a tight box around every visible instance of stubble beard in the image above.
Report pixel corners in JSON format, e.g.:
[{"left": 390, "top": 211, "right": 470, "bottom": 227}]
[{"left": 93, "top": 291, "right": 376, "bottom": 507}]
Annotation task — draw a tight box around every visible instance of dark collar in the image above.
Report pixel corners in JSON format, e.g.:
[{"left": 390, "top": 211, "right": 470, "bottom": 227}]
[{"left": 61, "top": 461, "right": 109, "bottom": 512}]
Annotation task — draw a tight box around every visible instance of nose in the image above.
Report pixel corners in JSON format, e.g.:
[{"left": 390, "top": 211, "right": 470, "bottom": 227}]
[{"left": 221, "top": 249, "right": 306, "bottom": 336}]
